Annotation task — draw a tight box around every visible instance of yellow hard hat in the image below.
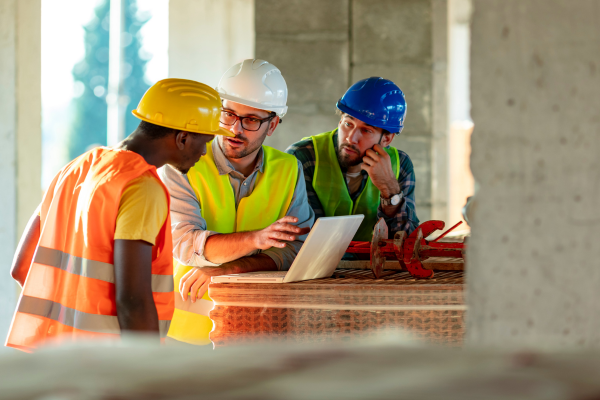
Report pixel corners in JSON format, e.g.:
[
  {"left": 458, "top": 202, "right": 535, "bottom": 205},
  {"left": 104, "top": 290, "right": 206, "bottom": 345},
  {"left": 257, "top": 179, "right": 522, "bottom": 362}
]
[{"left": 132, "top": 78, "right": 234, "bottom": 137}]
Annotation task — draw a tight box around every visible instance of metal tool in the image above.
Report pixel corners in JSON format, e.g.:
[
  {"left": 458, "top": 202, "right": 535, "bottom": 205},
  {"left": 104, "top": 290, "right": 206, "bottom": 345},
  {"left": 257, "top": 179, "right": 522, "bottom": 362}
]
[{"left": 346, "top": 219, "right": 467, "bottom": 279}]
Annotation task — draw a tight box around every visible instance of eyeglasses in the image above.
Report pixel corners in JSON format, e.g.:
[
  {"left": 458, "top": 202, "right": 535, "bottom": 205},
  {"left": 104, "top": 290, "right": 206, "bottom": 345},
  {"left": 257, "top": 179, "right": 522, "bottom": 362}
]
[{"left": 220, "top": 110, "right": 276, "bottom": 131}]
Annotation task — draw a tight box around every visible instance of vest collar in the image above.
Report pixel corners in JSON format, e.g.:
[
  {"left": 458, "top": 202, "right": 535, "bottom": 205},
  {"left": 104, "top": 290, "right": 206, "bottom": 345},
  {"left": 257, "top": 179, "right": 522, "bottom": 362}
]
[{"left": 211, "top": 139, "right": 265, "bottom": 176}]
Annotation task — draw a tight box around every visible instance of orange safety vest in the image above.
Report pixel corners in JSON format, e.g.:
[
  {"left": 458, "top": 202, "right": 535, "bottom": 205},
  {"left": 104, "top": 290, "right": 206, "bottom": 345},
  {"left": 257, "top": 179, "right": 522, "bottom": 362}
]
[{"left": 5, "top": 147, "right": 174, "bottom": 353}]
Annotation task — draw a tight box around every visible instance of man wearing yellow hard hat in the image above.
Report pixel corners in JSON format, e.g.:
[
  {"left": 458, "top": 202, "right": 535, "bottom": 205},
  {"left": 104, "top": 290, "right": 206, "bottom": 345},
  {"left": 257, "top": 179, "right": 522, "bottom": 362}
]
[
  {"left": 6, "top": 79, "right": 230, "bottom": 352},
  {"left": 160, "top": 59, "right": 315, "bottom": 345}
]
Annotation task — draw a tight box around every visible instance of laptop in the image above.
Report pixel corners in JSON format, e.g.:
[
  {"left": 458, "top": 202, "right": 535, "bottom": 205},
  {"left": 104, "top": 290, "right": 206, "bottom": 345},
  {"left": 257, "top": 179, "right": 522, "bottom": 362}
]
[{"left": 211, "top": 215, "right": 364, "bottom": 284}]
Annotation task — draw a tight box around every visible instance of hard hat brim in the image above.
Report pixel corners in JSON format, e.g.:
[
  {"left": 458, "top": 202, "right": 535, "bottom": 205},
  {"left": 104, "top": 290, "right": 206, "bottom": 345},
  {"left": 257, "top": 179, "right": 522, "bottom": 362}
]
[
  {"left": 336, "top": 102, "right": 402, "bottom": 134},
  {"left": 219, "top": 93, "right": 288, "bottom": 118},
  {"left": 132, "top": 110, "right": 235, "bottom": 137}
]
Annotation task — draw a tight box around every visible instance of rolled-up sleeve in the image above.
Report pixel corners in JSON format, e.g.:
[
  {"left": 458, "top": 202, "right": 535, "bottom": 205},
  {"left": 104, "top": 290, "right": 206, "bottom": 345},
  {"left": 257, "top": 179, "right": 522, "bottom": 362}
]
[
  {"left": 158, "top": 165, "right": 221, "bottom": 267},
  {"left": 261, "top": 160, "right": 315, "bottom": 271}
]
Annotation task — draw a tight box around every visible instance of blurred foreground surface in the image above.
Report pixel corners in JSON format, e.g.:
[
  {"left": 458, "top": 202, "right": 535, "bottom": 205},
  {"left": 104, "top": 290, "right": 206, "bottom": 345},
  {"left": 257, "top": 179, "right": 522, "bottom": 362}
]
[{"left": 2, "top": 337, "right": 600, "bottom": 400}]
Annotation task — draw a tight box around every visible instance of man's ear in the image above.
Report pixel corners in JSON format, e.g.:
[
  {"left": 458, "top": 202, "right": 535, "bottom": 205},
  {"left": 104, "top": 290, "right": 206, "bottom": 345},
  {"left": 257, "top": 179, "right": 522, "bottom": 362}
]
[
  {"left": 174, "top": 131, "right": 188, "bottom": 150},
  {"left": 381, "top": 132, "right": 395, "bottom": 147},
  {"left": 266, "top": 117, "right": 280, "bottom": 137}
]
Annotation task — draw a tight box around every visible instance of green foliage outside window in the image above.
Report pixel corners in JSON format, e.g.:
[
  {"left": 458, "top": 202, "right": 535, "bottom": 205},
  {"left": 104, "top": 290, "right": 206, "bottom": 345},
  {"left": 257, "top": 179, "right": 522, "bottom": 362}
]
[{"left": 68, "top": 0, "right": 150, "bottom": 160}]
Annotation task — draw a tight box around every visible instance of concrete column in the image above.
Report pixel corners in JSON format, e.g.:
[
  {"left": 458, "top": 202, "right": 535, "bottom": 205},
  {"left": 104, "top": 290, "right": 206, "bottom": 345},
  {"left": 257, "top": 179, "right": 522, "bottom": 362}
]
[
  {"left": 431, "top": 0, "right": 449, "bottom": 222},
  {"left": 0, "top": 0, "right": 42, "bottom": 342},
  {"left": 447, "top": 0, "right": 474, "bottom": 226},
  {"left": 168, "top": 0, "right": 255, "bottom": 87},
  {"left": 255, "top": 0, "right": 349, "bottom": 151},
  {"left": 467, "top": 1, "right": 600, "bottom": 348}
]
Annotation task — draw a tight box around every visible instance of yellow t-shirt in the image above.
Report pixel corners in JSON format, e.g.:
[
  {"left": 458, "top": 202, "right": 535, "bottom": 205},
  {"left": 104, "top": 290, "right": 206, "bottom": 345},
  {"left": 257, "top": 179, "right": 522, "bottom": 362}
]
[{"left": 114, "top": 171, "right": 168, "bottom": 245}]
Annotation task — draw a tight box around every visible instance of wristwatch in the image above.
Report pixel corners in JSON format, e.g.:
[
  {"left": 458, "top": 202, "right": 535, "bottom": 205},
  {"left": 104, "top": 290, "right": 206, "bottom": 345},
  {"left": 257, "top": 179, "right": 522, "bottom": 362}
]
[{"left": 381, "top": 191, "right": 403, "bottom": 206}]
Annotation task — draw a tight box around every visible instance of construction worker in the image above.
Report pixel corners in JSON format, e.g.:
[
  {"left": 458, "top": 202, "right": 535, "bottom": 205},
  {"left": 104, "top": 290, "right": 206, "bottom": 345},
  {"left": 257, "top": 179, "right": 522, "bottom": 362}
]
[
  {"left": 286, "top": 77, "right": 419, "bottom": 242},
  {"left": 6, "top": 79, "right": 232, "bottom": 352},
  {"left": 160, "top": 59, "right": 314, "bottom": 345}
]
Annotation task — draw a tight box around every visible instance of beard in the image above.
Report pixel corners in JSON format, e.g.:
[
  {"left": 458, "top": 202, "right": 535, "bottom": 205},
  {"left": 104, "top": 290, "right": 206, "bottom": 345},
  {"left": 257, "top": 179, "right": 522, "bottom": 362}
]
[
  {"left": 218, "top": 129, "right": 268, "bottom": 159},
  {"left": 337, "top": 143, "right": 363, "bottom": 169}
]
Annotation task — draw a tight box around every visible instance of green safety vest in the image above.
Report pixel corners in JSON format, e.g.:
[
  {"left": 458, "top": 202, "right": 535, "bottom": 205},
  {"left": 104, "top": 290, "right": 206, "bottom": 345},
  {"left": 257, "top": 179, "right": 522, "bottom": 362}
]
[
  {"left": 167, "top": 142, "right": 298, "bottom": 345},
  {"left": 307, "top": 129, "right": 399, "bottom": 241}
]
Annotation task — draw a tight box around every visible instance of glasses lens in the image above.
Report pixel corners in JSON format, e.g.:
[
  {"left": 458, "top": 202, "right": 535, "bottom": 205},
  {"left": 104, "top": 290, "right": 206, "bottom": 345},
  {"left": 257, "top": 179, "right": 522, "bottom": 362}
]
[
  {"left": 241, "top": 117, "right": 263, "bottom": 131},
  {"left": 220, "top": 111, "right": 236, "bottom": 125}
]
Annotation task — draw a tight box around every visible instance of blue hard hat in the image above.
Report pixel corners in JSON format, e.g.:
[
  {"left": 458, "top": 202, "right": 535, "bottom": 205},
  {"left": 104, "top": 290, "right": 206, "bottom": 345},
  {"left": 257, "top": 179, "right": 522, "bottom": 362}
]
[{"left": 336, "top": 77, "right": 407, "bottom": 134}]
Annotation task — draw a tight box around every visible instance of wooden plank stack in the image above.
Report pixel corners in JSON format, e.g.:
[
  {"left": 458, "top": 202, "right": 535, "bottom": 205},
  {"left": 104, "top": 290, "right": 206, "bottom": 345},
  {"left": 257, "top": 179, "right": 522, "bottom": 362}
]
[{"left": 209, "top": 270, "right": 465, "bottom": 347}]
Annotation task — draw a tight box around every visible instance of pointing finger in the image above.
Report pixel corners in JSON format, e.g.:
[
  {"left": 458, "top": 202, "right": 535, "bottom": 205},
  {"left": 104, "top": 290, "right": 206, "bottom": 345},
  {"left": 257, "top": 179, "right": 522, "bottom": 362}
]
[
  {"left": 276, "top": 216, "right": 299, "bottom": 224},
  {"left": 272, "top": 223, "right": 302, "bottom": 233}
]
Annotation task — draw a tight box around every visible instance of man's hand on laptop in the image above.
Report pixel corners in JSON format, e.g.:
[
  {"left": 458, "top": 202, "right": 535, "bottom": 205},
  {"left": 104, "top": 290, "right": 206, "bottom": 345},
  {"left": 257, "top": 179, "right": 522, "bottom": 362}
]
[
  {"left": 253, "top": 216, "right": 311, "bottom": 250},
  {"left": 180, "top": 254, "right": 281, "bottom": 302}
]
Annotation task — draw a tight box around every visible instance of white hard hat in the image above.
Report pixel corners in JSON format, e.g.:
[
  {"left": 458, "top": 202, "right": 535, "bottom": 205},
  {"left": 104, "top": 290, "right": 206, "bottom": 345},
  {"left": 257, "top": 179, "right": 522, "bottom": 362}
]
[{"left": 216, "top": 59, "right": 288, "bottom": 118}]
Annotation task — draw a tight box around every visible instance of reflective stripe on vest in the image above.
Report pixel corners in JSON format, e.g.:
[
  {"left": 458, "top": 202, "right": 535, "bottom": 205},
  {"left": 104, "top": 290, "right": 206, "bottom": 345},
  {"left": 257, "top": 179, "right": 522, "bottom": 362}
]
[
  {"left": 5, "top": 148, "right": 175, "bottom": 352},
  {"left": 309, "top": 129, "right": 399, "bottom": 241},
  {"left": 17, "top": 295, "right": 171, "bottom": 337},
  {"left": 33, "top": 246, "right": 174, "bottom": 293},
  {"left": 167, "top": 143, "right": 298, "bottom": 345}
]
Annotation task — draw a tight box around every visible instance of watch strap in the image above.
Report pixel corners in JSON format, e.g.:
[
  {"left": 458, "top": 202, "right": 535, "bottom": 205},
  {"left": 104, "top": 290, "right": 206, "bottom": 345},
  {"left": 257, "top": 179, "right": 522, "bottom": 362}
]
[{"left": 381, "top": 191, "right": 403, "bottom": 206}]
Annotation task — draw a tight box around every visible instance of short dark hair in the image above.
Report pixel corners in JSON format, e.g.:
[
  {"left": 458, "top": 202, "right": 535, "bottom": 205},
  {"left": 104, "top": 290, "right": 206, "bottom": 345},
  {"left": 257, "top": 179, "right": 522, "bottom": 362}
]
[
  {"left": 335, "top": 109, "right": 391, "bottom": 135},
  {"left": 137, "top": 120, "right": 178, "bottom": 139}
]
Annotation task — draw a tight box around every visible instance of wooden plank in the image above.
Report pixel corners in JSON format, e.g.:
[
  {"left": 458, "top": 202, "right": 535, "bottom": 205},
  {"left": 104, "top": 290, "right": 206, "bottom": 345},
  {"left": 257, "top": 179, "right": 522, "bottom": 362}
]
[{"left": 422, "top": 257, "right": 465, "bottom": 271}]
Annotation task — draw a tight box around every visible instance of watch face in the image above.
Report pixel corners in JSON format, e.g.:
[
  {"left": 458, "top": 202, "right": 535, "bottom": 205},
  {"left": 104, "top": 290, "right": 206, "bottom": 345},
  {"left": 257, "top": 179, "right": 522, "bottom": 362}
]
[{"left": 391, "top": 194, "right": 401, "bottom": 206}]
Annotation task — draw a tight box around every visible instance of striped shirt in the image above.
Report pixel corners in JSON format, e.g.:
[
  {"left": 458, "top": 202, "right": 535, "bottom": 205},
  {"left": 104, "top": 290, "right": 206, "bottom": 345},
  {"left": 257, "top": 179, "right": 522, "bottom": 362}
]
[{"left": 285, "top": 131, "right": 419, "bottom": 237}]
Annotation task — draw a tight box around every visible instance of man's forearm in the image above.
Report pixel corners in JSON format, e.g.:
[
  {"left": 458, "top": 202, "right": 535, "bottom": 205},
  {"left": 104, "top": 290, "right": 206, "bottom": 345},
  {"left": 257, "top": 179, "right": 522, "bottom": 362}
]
[
  {"left": 114, "top": 239, "right": 160, "bottom": 338},
  {"left": 219, "top": 253, "right": 278, "bottom": 274},
  {"left": 115, "top": 296, "right": 159, "bottom": 334},
  {"left": 204, "top": 231, "right": 257, "bottom": 264}
]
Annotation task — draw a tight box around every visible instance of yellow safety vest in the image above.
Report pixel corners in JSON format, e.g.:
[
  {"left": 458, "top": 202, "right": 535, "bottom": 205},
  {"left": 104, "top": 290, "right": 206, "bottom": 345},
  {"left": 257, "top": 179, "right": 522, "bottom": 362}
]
[
  {"left": 167, "top": 143, "right": 298, "bottom": 345},
  {"left": 308, "top": 129, "right": 399, "bottom": 241}
]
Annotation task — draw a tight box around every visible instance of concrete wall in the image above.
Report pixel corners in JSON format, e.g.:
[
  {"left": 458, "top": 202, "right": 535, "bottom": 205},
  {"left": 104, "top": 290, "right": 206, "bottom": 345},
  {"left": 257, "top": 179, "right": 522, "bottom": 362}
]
[
  {"left": 256, "top": 0, "right": 447, "bottom": 221},
  {"left": 0, "top": 0, "right": 42, "bottom": 342},
  {"left": 255, "top": 0, "right": 349, "bottom": 155},
  {"left": 467, "top": 0, "right": 600, "bottom": 348},
  {"left": 169, "top": 0, "right": 255, "bottom": 87}
]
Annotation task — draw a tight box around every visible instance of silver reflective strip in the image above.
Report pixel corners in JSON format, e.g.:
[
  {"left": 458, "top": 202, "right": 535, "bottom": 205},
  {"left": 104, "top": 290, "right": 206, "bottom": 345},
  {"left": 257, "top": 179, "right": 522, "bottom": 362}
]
[
  {"left": 36, "top": 247, "right": 174, "bottom": 295},
  {"left": 34, "top": 246, "right": 115, "bottom": 283},
  {"left": 19, "top": 295, "right": 173, "bottom": 337},
  {"left": 18, "top": 295, "right": 121, "bottom": 334},
  {"left": 159, "top": 320, "right": 171, "bottom": 338},
  {"left": 152, "top": 274, "right": 174, "bottom": 293}
]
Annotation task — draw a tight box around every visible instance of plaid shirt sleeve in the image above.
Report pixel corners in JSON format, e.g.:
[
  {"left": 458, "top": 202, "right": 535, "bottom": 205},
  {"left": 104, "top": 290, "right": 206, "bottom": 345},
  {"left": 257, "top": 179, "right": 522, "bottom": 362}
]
[
  {"left": 285, "top": 139, "right": 326, "bottom": 220},
  {"left": 377, "top": 150, "right": 420, "bottom": 236}
]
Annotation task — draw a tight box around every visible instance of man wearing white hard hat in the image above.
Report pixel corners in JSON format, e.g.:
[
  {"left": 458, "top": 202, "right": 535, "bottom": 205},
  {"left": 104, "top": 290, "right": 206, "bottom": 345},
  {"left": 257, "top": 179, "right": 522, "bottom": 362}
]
[{"left": 160, "top": 59, "right": 314, "bottom": 345}]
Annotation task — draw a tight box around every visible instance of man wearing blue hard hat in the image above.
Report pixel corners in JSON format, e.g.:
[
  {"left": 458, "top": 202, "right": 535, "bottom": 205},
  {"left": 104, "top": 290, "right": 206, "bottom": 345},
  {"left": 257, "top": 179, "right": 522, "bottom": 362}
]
[{"left": 286, "top": 77, "right": 419, "bottom": 241}]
